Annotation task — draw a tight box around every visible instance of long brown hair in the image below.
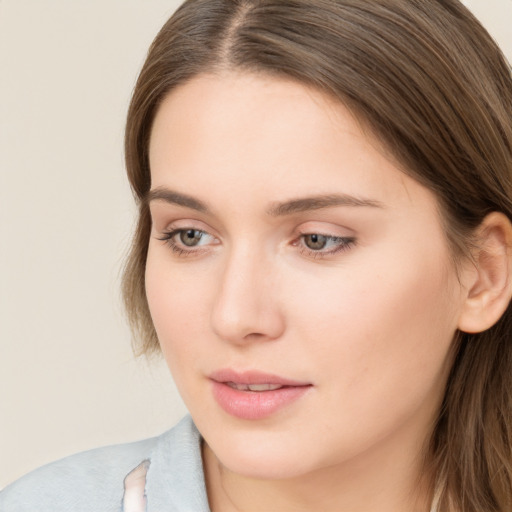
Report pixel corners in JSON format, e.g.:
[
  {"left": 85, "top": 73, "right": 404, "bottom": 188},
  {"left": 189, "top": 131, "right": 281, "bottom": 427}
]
[{"left": 123, "top": 1, "right": 512, "bottom": 509}]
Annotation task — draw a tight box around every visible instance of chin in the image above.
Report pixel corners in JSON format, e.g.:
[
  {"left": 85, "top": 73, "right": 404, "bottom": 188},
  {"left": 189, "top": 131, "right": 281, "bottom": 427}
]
[
  {"left": 203, "top": 427, "right": 324, "bottom": 481},
  {"left": 220, "top": 451, "right": 311, "bottom": 480}
]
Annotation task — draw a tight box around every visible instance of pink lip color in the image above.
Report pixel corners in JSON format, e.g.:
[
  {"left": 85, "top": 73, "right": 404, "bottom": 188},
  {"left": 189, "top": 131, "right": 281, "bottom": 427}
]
[{"left": 209, "top": 369, "right": 312, "bottom": 420}]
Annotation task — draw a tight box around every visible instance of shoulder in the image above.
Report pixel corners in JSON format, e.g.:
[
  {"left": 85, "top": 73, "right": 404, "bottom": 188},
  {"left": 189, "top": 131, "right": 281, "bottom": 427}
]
[
  {"left": 0, "top": 416, "right": 208, "bottom": 512},
  {"left": 1, "top": 431, "right": 158, "bottom": 512}
]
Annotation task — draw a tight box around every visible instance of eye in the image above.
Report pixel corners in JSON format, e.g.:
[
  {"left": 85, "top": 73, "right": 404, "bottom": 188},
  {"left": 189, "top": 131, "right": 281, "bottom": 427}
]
[
  {"left": 297, "top": 233, "right": 356, "bottom": 257},
  {"left": 157, "top": 227, "right": 217, "bottom": 256},
  {"left": 303, "top": 234, "right": 330, "bottom": 250},
  {"left": 178, "top": 229, "right": 207, "bottom": 247}
]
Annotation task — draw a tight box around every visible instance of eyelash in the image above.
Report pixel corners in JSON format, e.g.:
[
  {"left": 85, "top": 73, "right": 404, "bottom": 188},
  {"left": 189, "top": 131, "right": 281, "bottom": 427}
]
[
  {"left": 295, "top": 233, "right": 356, "bottom": 259},
  {"left": 157, "top": 229, "right": 213, "bottom": 257},
  {"left": 157, "top": 229, "right": 356, "bottom": 259}
]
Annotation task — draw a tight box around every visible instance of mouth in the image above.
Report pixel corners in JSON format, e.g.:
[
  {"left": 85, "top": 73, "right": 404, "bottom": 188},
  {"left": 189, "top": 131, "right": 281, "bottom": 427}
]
[
  {"left": 225, "top": 382, "right": 287, "bottom": 392},
  {"left": 209, "top": 369, "right": 312, "bottom": 420},
  {"left": 210, "top": 368, "right": 311, "bottom": 387}
]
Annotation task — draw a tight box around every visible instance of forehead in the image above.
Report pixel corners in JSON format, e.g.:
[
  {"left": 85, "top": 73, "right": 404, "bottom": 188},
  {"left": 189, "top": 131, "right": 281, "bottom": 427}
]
[
  {"left": 148, "top": 72, "right": 434, "bottom": 217},
  {"left": 149, "top": 72, "right": 350, "bottom": 163}
]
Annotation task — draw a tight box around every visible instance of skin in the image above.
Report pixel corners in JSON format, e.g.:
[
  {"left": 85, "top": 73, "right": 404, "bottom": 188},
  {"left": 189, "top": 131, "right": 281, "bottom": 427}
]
[{"left": 145, "top": 72, "right": 471, "bottom": 512}]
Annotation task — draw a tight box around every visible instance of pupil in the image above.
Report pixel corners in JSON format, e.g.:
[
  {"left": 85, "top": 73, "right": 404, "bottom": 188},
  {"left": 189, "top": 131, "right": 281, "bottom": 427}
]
[
  {"left": 306, "top": 234, "right": 327, "bottom": 250},
  {"left": 181, "top": 229, "right": 202, "bottom": 246}
]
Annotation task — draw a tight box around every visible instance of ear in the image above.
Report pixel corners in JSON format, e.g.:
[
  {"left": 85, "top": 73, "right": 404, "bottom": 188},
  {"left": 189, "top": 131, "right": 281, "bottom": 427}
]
[{"left": 457, "top": 212, "right": 512, "bottom": 333}]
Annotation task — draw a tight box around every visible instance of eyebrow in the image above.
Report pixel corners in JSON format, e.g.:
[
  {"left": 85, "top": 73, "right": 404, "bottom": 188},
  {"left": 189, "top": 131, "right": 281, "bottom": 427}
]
[
  {"left": 267, "top": 194, "right": 384, "bottom": 216},
  {"left": 147, "top": 187, "right": 383, "bottom": 216},
  {"left": 147, "top": 188, "right": 209, "bottom": 213}
]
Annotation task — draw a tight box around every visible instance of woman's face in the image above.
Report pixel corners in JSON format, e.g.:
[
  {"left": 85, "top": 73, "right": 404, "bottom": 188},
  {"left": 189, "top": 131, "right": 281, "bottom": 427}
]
[{"left": 146, "top": 72, "right": 467, "bottom": 480}]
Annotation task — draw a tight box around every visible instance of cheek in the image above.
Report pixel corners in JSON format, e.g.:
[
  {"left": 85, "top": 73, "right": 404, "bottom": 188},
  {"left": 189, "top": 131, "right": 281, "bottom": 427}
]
[
  {"left": 145, "top": 263, "right": 206, "bottom": 415},
  {"left": 282, "top": 245, "right": 460, "bottom": 399},
  {"left": 145, "top": 248, "right": 205, "bottom": 347}
]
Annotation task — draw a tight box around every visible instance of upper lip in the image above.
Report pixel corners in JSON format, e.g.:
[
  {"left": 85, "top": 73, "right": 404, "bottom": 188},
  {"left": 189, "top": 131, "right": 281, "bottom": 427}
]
[{"left": 209, "top": 369, "right": 311, "bottom": 387}]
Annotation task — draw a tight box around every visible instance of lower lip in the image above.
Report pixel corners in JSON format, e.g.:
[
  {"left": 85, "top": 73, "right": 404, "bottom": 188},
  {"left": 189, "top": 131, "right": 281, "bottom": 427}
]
[{"left": 211, "top": 381, "right": 311, "bottom": 420}]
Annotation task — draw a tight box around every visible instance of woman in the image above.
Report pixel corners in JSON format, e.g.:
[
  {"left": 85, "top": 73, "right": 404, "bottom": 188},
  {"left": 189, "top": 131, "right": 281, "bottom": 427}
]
[{"left": 2, "top": 0, "right": 512, "bottom": 511}]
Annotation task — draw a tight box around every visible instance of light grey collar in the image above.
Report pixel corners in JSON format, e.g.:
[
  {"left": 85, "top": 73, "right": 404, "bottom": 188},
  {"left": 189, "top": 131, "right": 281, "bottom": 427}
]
[{"left": 122, "top": 416, "right": 210, "bottom": 512}]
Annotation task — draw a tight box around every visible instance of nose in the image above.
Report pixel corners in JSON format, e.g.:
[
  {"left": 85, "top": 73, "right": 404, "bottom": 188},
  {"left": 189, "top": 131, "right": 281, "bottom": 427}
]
[{"left": 210, "top": 246, "right": 285, "bottom": 344}]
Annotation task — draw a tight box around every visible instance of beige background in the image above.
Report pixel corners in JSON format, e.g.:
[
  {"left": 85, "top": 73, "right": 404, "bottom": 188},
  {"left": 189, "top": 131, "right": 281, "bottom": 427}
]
[{"left": 1, "top": 0, "right": 511, "bottom": 489}]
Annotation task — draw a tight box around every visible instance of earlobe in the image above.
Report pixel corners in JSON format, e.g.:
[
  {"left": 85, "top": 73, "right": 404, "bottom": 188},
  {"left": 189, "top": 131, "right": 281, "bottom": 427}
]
[{"left": 457, "top": 212, "right": 512, "bottom": 334}]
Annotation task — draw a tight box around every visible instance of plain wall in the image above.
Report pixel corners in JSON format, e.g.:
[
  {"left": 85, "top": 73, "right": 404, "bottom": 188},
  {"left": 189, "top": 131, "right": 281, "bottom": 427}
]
[{"left": 1, "top": 0, "right": 511, "bottom": 489}]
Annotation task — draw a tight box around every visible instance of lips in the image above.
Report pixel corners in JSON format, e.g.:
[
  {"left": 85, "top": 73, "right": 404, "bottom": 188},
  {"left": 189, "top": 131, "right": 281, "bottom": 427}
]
[
  {"left": 209, "top": 369, "right": 312, "bottom": 420},
  {"left": 226, "top": 382, "right": 284, "bottom": 392}
]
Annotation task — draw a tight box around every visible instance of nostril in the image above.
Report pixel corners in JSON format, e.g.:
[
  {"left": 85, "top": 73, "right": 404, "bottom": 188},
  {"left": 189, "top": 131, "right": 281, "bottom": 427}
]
[
  {"left": 243, "top": 332, "right": 266, "bottom": 340},
  {"left": 210, "top": 305, "right": 285, "bottom": 344}
]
